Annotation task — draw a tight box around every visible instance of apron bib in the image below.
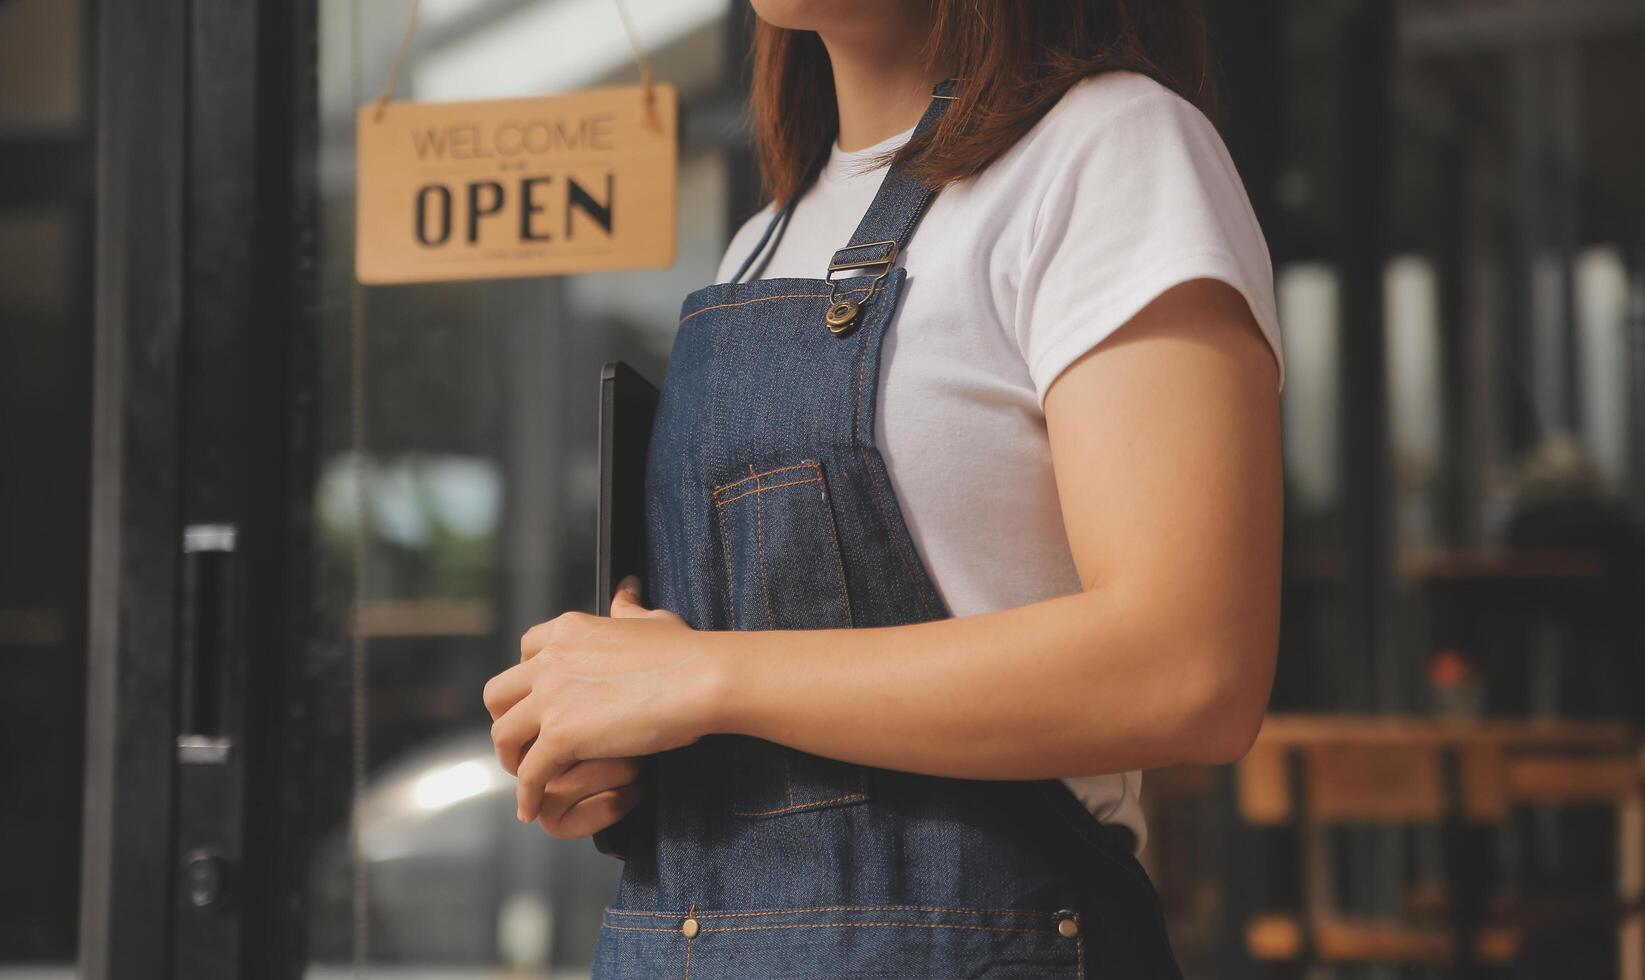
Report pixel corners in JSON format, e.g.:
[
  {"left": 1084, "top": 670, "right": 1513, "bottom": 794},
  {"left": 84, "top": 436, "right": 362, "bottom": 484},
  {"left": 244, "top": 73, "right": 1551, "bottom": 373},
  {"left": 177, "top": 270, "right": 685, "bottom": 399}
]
[{"left": 592, "top": 82, "right": 1183, "bottom": 980}]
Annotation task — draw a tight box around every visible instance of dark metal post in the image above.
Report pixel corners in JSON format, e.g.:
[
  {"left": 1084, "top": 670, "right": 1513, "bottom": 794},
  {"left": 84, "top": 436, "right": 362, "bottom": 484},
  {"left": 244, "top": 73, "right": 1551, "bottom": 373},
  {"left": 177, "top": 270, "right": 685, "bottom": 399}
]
[
  {"left": 81, "top": 1, "right": 315, "bottom": 977},
  {"left": 1337, "top": 0, "right": 1396, "bottom": 712},
  {"left": 79, "top": 0, "right": 189, "bottom": 974}
]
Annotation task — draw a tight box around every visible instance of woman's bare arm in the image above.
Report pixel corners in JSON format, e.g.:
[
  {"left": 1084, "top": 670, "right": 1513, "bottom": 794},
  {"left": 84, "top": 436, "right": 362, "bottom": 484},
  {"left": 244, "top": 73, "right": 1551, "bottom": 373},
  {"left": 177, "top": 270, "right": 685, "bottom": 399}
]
[
  {"left": 708, "top": 278, "right": 1282, "bottom": 777},
  {"left": 486, "top": 278, "right": 1282, "bottom": 822}
]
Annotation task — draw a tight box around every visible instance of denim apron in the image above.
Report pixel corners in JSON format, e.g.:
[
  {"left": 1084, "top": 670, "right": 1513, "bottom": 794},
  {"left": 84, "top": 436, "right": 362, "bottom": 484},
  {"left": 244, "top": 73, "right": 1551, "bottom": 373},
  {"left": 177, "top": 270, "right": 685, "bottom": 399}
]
[{"left": 592, "top": 82, "right": 1183, "bottom": 980}]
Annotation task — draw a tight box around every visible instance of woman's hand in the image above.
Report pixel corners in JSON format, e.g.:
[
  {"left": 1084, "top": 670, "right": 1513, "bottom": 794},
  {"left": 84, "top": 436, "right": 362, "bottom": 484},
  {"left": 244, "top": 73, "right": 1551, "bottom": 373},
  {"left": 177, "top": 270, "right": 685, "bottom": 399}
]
[
  {"left": 515, "top": 756, "right": 647, "bottom": 839},
  {"left": 483, "top": 575, "right": 725, "bottom": 830}
]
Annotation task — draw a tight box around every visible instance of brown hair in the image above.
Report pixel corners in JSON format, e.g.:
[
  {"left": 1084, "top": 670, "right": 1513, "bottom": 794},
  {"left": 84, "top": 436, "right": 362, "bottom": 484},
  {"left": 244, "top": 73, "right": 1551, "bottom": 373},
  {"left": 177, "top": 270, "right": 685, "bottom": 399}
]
[{"left": 750, "top": 1, "right": 1218, "bottom": 205}]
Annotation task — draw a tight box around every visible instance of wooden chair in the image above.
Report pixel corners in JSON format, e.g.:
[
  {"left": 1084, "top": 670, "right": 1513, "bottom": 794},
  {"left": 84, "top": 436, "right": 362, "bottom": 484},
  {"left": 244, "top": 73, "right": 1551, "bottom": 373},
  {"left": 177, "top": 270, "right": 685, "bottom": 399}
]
[{"left": 1236, "top": 715, "right": 1644, "bottom": 978}]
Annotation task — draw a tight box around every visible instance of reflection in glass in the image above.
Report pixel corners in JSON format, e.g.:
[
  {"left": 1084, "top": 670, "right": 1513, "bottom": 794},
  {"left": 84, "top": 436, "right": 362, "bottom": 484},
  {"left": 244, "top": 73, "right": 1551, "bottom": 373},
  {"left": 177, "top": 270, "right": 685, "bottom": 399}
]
[
  {"left": 0, "top": 0, "right": 91, "bottom": 971},
  {"left": 308, "top": 1, "right": 734, "bottom": 974}
]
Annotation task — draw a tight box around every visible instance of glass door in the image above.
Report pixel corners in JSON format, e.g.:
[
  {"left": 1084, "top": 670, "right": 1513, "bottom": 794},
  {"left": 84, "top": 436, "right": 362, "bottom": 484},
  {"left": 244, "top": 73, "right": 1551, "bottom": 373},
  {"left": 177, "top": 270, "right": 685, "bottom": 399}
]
[
  {"left": 299, "top": 2, "right": 755, "bottom": 976},
  {"left": 70, "top": 0, "right": 314, "bottom": 976}
]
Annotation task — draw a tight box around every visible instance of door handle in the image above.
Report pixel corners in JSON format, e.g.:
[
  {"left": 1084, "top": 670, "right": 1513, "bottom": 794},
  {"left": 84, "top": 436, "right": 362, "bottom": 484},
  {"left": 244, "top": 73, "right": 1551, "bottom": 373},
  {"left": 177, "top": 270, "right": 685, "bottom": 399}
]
[{"left": 178, "top": 523, "right": 238, "bottom": 765}]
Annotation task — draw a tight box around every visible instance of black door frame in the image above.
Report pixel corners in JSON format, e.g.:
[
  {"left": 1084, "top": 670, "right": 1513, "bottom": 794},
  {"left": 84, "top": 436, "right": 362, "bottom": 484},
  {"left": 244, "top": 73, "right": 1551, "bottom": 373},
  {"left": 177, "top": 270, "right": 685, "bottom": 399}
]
[{"left": 79, "top": 0, "right": 317, "bottom": 977}]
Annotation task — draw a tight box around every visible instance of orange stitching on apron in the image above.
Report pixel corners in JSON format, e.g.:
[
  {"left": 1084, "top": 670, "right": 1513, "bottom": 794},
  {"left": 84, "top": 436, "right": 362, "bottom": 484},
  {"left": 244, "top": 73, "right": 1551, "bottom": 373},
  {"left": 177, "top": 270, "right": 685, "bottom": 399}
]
[
  {"left": 605, "top": 903, "right": 1065, "bottom": 920},
  {"left": 678, "top": 285, "right": 878, "bottom": 326},
  {"left": 712, "top": 461, "right": 817, "bottom": 495},
  {"left": 712, "top": 476, "right": 821, "bottom": 508},
  {"left": 731, "top": 788, "right": 866, "bottom": 817},
  {"left": 700, "top": 921, "right": 1053, "bottom": 936}
]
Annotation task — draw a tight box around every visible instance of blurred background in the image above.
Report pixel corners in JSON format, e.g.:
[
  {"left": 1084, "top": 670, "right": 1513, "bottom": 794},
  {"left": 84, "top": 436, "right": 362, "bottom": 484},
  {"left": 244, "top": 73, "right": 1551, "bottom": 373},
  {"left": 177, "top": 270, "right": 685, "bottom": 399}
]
[{"left": 2, "top": 0, "right": 1643, "bottom": 977}]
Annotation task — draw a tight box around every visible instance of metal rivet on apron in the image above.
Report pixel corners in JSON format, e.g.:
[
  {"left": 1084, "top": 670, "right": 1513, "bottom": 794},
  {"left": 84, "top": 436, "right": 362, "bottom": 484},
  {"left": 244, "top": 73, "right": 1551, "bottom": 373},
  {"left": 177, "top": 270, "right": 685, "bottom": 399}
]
[
  {"left": 680, "top": 916, "right": 700, "bottom": 939},
  {"left": 1055, "top": 912, "right": 1079, "bottom": 939},
  {"left": 824, "top": 299, "right": 860, "bottom": 333}
]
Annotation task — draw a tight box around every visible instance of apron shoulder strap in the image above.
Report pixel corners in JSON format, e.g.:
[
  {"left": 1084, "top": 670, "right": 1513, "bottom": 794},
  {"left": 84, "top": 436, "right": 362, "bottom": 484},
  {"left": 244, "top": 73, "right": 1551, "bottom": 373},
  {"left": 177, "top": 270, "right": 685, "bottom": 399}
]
[
  {"left": 826, "top": 78, "right": 958, "bottom": 277},
  {"left": 729, "top": 78, "right": 959, "bottom": 286}
]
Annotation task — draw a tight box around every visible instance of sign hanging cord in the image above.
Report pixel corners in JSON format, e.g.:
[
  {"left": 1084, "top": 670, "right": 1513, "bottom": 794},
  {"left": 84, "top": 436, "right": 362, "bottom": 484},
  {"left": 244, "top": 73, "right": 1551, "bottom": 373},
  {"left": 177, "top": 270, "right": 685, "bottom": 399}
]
[
  {"left": 351, "top": 7, "right": 378, "bottom": 979},
  {"left": 372, "top": 0, "right": 421, "bottom": 122},
  {"left": 347, "top": 285, "right": 371, "bottom": 979},
  {"left": 611, "top": 0, "right": 660, "bottom": 129},
  {"left": 371, "top": 0, "right": 659, "bottom": 126}
]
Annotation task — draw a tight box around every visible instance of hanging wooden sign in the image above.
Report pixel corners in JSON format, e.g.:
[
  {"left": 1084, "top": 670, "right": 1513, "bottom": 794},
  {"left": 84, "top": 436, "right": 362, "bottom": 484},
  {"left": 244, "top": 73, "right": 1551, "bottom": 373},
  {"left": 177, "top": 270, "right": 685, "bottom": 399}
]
[{"left": 355, "top": 83, "right": 678, "bottom": 285}]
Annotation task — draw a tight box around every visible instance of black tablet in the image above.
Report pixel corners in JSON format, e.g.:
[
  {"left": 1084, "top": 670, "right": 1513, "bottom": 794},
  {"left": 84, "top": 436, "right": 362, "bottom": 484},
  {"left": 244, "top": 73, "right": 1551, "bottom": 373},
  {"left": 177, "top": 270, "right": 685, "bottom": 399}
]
[
  {"left": 596, "top": 360, "right": 660, "bottom": 615},
  {"left": 592, "top": 359, "right": 659, "bottom": 859}
]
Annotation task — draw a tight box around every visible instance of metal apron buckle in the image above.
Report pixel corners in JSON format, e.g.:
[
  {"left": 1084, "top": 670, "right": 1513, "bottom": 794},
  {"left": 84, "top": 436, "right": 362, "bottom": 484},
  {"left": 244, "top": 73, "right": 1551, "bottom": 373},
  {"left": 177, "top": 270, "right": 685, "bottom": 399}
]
[{"left": 823, "top": 240, "right": 899, "bottom": 335}]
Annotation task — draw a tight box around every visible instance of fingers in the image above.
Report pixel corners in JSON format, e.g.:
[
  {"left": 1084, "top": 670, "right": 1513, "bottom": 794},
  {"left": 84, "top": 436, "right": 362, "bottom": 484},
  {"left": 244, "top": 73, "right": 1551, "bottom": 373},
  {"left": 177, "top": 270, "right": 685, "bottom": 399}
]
[
  {"left": 610, "top": 577, "right": 688, "bottom": 625},
  {"left": 507, "top": 748, "right": 647, "bottom": 836},
  {"left": 520, "top": 620, "right": 548, "bottom": 661},
  {"left": 608, "top": 575, "right": 646, "bottom": 618},
  {"left": 516, "top": 736, "right": 581, "bottom": 823},
  {"left": 489, "top": 693, "right": 541, "bottom": 775},
  {"left": 545, "top": 757, "right": 643, "bottom": 805},
  {"left": 537, "top": 780, "right": 647, "bottom": 839},
  {"left": 481, "top": 662, "right": 532, "bottom": 720},
  {"left": 519, "top": 610, "right": 593, "bottom": 661}
]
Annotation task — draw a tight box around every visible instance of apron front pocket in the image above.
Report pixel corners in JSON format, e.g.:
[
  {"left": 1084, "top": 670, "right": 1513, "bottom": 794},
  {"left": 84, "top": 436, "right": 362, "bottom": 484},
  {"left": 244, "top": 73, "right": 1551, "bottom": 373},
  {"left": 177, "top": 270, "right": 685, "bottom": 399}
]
[
  {"left": 710, "top": 459, "right": 854, "bottom": 632},
  {"left": 710, "top": 459, "right": 868, "bottom": 818}
]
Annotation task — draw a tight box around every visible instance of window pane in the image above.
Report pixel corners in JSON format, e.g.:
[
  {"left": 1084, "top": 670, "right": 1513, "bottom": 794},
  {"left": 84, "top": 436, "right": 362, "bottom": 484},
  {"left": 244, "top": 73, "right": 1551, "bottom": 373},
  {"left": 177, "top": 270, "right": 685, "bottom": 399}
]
[{"left": 306, "top": 2, "right": 735, "bottom": 975}]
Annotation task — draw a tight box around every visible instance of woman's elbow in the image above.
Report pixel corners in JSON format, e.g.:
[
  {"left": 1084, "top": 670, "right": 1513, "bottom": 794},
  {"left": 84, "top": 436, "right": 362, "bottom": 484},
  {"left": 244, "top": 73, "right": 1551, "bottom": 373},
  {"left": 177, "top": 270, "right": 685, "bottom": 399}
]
[{"left": 1170, "top": 635, "right": 1275, "bottom": 766}]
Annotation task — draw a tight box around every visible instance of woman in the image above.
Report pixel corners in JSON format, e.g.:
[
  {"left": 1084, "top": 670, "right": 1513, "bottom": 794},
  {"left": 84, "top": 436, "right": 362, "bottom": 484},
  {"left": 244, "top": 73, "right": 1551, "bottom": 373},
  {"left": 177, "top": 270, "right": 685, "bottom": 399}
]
[{"left": 483, "top": 1, "right": 1283, "bottom": 976}]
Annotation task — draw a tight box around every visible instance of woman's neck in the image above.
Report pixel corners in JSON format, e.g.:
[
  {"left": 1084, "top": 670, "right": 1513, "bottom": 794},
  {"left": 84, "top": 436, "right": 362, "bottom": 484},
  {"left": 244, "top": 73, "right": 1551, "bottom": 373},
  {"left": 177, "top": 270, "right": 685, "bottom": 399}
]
[{"left": 819, "top": 23, "right": 950, "bottom": 152}]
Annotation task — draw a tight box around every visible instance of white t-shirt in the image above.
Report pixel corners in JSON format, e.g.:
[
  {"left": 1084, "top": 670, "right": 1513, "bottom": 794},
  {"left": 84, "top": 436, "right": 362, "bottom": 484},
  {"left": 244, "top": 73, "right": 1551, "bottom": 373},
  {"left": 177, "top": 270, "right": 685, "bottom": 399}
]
[{"left": 714, "top": 71, "right": 1284, "bottom": 852}]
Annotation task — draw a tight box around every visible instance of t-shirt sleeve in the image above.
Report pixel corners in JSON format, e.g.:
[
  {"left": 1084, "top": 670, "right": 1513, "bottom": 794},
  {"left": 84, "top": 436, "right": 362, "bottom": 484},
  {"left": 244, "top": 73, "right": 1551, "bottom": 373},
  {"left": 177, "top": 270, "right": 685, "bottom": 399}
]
[{"left": 1013, "top": 84, "right": 1284, "bottom": 408}]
